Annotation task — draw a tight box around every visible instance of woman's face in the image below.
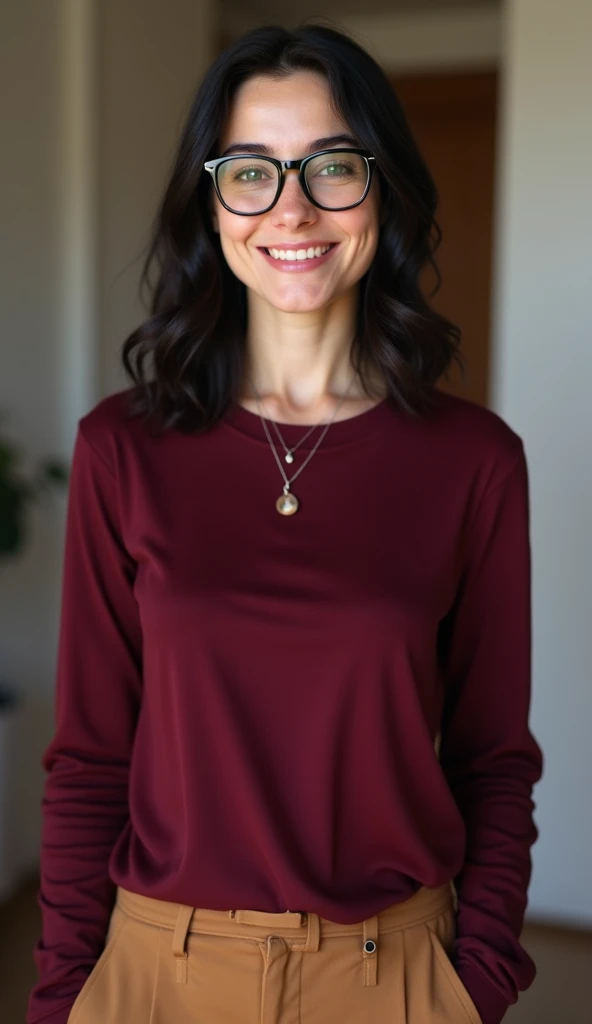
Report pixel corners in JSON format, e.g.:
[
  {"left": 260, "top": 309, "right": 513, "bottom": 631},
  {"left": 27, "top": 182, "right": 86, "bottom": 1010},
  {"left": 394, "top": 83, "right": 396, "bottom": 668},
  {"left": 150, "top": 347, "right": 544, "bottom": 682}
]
[{"left": 210, "top": 70, "right": 382, "bottom": 314}]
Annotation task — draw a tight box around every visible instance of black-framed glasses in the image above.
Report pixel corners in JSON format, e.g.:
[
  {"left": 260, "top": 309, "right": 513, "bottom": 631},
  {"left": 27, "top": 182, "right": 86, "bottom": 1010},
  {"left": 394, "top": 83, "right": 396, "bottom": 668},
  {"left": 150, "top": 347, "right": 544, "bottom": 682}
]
[{"left": 203, "top": 148, "right": 376, "bottom": 216}]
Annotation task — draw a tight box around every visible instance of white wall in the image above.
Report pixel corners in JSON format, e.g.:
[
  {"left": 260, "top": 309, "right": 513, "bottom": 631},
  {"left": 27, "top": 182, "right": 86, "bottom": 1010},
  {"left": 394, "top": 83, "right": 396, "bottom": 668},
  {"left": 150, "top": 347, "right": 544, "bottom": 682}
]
[
  {"left": 0, "top": 0, "right": 214, "bottom": 896},
  {"left": 491, "top": 0, "right": 592, "bottom": 925}
]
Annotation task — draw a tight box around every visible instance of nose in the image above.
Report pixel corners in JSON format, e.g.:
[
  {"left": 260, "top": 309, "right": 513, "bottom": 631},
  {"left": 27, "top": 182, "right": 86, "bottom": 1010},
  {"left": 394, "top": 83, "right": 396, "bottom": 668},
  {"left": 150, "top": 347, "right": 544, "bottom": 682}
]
[{"left": 269, "top": 169, "right": 317, "bottom": 229}]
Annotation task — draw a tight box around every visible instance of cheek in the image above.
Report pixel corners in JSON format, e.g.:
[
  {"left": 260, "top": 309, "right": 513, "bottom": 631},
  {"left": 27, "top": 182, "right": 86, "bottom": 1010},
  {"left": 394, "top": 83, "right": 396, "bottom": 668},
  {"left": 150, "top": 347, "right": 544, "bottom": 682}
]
[
  {"left": 219, "top": 221, "right": 250, "bottom": 245},
  {"left": 217, "top": 231, "right": 255, "bottom": 281},
  {"left": 217, "top": 216, "right": 261, "bottom": 261},
  {"left": 334, "top": 189, "right": 381, "bottom": 247},
  {"left": 340, "top": 211, "right": 380, "bottom": 257}
]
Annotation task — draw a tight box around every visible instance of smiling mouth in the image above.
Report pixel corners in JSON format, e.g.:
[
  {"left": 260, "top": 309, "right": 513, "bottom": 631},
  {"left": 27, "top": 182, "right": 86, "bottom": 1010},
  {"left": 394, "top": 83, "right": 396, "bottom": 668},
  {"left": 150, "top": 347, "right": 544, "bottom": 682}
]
[{"left": 261, "top": 243, "right": 338, "bottom": 261}]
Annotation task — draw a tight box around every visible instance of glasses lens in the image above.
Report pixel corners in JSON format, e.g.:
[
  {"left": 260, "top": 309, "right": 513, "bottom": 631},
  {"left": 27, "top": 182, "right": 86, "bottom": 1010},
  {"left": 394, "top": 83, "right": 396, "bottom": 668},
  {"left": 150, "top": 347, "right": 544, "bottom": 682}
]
[
  {"left": 216, "top": 157, "right": 279, "bottom": 213},
  {"left": 215, "top": 152, "right": 370, "bottom": 213},
  {"left": 305, "top": 151, "right": 369, "bottom": 209}
]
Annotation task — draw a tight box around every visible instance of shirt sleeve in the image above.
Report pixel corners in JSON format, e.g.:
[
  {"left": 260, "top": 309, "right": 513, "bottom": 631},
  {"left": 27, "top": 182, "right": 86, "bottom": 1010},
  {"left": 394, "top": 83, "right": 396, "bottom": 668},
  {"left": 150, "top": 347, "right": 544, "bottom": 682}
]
[
  {"left": 437, "top": 439, "right": 544, "bottom": 1024},
  {"left": 27, "top": 420, "right": 143, "bottom": 1024}
]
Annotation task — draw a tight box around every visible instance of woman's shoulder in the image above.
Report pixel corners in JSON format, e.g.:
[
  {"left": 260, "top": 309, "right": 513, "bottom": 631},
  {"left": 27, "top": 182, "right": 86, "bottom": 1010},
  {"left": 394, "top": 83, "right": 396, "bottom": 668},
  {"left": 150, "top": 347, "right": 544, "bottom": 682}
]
[
  {"left": 76, "top": 385, "right": 148, "bottom": 469},
  {"left": 423, "top": 388, "right": 526, "bottom": 485},
  {"left": 428, "top": 387, "right": 522, "bottom": 443}
]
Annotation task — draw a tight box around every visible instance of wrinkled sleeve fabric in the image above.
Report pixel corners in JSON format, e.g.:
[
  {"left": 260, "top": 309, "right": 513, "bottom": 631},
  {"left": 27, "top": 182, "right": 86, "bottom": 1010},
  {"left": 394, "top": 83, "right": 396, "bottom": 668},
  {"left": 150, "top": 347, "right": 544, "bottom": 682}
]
[
  {"left": 438, "top": 440, "right": 544, "bottom": 1024},
  {"left": 27, "top": 421, "right": 143, "bottom": 1024}
]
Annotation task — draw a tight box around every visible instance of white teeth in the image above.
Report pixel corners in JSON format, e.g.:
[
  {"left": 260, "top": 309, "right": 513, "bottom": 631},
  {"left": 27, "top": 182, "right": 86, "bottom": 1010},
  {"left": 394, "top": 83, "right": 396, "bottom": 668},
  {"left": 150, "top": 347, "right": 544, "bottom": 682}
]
[{"left": 267, "top": 244, "right": 332, "bottom": 261}]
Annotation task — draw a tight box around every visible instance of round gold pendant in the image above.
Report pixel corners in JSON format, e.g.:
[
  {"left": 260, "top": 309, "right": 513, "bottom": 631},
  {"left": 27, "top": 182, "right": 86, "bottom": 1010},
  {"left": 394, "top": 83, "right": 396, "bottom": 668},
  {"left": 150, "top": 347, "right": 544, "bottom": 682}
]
[{"left": 276, "top": 491, "right": 299, "bottom": 515}]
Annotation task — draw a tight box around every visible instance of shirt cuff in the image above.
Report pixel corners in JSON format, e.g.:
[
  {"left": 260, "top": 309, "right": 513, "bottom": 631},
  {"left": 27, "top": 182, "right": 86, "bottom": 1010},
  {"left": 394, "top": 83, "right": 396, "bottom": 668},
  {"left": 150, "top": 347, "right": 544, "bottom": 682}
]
[
  {"left": 455, "top": 963, "right": 511, "bottom": 1024},
  {"left": 27, "top": 1002, "right": 75, "bottom": 1024}
]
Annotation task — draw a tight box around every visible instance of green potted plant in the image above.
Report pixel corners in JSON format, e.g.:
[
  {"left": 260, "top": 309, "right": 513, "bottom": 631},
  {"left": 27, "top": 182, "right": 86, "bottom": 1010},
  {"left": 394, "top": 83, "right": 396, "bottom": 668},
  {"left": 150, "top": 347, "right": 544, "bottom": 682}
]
[
  {"left": 0, "top": 429, "right": 69, "bottom": 557},
  {"left": 0, "top": 417, "right": 69, "bottom": 898}
]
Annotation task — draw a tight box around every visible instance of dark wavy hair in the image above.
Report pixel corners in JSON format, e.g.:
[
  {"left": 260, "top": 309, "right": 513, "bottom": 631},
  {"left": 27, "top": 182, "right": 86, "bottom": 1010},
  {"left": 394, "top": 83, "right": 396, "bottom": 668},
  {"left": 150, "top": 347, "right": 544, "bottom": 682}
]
[{"left": 121, "top": 21, "right": 463, "bottom": 433}]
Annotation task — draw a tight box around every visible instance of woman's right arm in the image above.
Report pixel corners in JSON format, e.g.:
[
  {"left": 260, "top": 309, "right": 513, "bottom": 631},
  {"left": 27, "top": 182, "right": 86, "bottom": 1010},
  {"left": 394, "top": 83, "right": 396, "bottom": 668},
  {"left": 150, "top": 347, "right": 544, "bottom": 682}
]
[{"left": 27, "top": 416, "right": 143, "bottom": 1024}]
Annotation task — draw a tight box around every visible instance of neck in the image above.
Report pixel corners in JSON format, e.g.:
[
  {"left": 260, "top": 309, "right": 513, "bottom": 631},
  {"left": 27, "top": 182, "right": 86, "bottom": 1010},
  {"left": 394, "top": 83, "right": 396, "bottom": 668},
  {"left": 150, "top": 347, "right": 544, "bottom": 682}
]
[{"left": 241, "top": 285, "right": 385, "bottom": 412}]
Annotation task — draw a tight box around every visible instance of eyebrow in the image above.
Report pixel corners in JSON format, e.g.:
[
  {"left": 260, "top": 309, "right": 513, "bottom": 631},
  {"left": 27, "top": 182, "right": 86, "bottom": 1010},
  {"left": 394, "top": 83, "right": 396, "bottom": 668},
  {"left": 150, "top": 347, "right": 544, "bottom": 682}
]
[{"left": 220, "top": 134, "right": 359, "bottom": 157}]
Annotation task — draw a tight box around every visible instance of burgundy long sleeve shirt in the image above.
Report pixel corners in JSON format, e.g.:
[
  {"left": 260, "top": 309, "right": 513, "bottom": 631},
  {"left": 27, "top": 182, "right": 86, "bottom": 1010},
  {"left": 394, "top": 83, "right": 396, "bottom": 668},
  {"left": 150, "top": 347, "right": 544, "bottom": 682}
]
[{"left": 28, "top": 386, "right": 543, "bottom": 1024}]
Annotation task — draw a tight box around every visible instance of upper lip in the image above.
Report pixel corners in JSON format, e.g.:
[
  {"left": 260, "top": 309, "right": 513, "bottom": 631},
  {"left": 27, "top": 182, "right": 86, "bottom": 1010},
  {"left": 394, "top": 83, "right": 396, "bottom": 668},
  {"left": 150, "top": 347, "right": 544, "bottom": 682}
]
[{"left": 258, "top": 241, "right": 338, "bottom": 249}]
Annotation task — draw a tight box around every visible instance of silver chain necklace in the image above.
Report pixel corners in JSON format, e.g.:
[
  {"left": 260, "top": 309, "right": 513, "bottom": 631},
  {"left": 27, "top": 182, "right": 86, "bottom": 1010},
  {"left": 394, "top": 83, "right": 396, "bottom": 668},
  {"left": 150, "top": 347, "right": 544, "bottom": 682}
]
[{"left": 250, "top": 374, "right": 356, "bottom": 516}]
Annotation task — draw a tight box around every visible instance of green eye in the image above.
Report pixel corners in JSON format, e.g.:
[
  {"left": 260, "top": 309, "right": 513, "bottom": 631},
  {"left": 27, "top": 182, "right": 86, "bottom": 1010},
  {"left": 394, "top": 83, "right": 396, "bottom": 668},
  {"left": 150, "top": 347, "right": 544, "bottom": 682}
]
[
  {"left": 311, "top": 161, "right": 357, "bottom": 180},
  {"left": 232, "top": 166, "right": 273, "bottom": 183}
]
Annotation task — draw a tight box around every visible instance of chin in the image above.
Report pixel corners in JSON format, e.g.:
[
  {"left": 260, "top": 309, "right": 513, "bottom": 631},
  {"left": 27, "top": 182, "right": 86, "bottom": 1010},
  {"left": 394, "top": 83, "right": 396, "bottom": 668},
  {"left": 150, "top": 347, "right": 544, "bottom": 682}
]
[
  {"left": 260, "top": 282, "right": 342, "bottom": 313},
  {"left": 268, "top": 295, "right": 332, "bottom": 314}
]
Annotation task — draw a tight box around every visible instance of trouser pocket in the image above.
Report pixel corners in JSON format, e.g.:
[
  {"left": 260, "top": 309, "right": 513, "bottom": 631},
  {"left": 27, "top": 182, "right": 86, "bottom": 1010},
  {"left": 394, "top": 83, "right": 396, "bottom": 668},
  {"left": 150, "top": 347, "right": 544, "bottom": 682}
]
[
  {"left": 67, "top": 907, "right": 159, "bottom": 1024},
  {"left": 67, "top": 907, "right": 127, "bottom": 1023},
  {"left": 403, "top": 907, "right": 483, "bottom": 1024}
]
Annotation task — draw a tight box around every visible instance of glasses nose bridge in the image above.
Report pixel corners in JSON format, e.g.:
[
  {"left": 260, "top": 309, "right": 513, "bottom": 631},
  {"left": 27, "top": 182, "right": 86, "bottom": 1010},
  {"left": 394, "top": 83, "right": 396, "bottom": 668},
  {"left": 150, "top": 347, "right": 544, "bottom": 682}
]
[
  {"left": 275, "top": 158, "right": 309, "bottom": 206},
  {"left": 280, "top": 158, "right": 304, "bottom": 172}
]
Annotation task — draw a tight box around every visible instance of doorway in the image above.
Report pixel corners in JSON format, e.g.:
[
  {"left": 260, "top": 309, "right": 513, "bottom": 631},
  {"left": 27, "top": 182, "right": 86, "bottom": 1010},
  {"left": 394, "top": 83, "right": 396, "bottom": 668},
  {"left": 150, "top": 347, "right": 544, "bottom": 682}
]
[{"left": 391, "top": 70, "right": 498, "bottom": 407}]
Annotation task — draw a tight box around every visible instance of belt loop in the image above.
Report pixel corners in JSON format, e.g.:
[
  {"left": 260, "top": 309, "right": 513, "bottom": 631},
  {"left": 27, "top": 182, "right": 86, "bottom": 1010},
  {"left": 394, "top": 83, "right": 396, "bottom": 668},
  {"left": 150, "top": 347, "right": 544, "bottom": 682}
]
[
  {"left": 172, "top": 904, "right": 195, "bottom": 983},
  {"left": 362, "top": 914, "right": 379, "bottom": 986},
  {"left": 301, "top": 911, "right": 319, "bottom": 952}
]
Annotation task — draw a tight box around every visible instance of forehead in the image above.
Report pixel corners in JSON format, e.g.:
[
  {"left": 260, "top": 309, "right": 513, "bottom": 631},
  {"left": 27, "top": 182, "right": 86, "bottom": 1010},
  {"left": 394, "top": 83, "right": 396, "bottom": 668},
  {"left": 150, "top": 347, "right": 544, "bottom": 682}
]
[{"left": 219, "top": 71, "right": 349, "bottom": 151}]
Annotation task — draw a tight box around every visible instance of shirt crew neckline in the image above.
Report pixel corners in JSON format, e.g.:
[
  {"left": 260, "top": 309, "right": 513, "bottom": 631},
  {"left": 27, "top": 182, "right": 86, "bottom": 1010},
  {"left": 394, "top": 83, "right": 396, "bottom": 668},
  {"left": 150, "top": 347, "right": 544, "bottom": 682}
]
[{"left": 222, "top": 395, "right": 395, "bottom": 449}]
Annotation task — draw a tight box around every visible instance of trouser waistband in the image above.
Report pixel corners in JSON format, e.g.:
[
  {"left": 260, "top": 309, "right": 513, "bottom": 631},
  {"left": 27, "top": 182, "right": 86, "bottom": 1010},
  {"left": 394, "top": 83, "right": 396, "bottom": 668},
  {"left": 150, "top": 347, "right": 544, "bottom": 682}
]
[{"left": 114, "top": 880, "right": 455, "bottom": 990}]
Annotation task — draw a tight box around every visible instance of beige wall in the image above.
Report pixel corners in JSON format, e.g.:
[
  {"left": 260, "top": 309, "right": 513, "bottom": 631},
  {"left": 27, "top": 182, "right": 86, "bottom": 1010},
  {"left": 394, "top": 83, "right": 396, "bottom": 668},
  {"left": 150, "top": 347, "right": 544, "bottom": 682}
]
[
  {"left": 0, "top": 0, "right": 215, "bottom": 893},
  {"left": 225, "top": 3, "right": 501, "bottom": 70},
  {"left": 99, "top": 0, "right": 214, "bottom": 396},
  {"left": 0, "top": 0, "right": 67, "bottom": 898},
  {"left": 491, "top": 0, "right": 592, "bottom": 925},
  {"left": 341, "top": 5, "right": 501, "bottom": 70}
]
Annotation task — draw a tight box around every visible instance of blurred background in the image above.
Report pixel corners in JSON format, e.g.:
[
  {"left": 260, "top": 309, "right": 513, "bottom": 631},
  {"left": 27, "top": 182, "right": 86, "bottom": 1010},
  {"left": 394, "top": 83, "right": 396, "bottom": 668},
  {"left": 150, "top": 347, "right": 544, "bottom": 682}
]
[{"left": 0, "top": 0, "right": 590, "bottom": 1021}]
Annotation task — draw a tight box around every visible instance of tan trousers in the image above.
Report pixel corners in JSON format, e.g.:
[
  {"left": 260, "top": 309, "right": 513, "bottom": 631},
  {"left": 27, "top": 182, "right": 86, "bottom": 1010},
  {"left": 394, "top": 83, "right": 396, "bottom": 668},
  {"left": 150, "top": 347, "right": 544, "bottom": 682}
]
[{"left": 67, "top": 880, "right": 483, "bottom": 1024}]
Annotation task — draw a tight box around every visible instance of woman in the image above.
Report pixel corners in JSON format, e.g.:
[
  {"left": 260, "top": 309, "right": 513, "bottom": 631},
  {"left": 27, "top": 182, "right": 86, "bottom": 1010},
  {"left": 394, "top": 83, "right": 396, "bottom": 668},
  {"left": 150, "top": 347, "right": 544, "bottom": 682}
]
[{"left": 27, "top": 22, "right": 543, "bottom": 1024}]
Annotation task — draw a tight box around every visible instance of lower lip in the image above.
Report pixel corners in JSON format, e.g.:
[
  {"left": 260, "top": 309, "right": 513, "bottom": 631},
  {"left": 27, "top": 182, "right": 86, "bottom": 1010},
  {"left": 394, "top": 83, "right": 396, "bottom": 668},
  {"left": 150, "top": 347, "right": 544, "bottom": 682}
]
[{"left": 258, "top": 244, "right": 338, "bottom": 272}]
